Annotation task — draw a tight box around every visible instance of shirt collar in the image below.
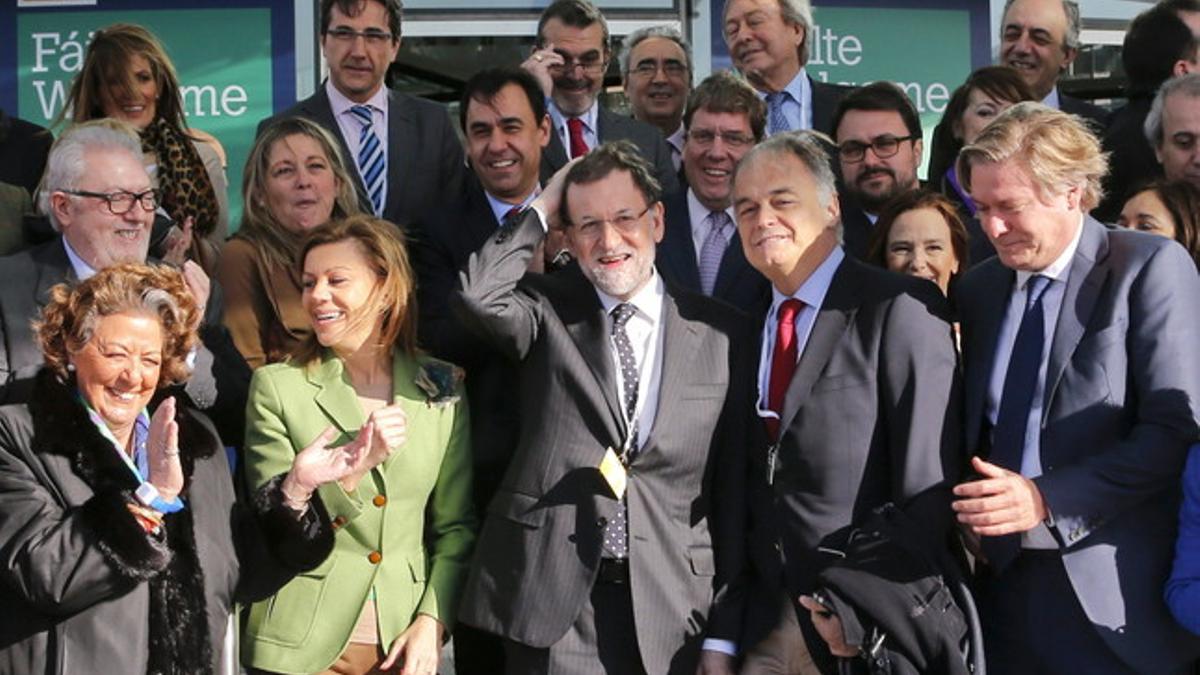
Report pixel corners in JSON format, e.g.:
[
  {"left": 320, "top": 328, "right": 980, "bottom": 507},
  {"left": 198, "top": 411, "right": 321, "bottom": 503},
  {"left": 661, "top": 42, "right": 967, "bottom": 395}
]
[
  {"left": 1041, "top": 87, "right": 1061, "bottom": 110},
  {"left": 326, "top": 78, "right": 389, "bottom": 118},
  {"left": 1015, "top": 213, "right": 1084, "bottom": 289},
  {"left": 666, "top": 123, "right": 685, "bottom": 154},
  {"left": 757, "top": 67, "right": 810, "bottom": 105},
  {"left": 484, "top": 186, "right": 541, "bottom": 225},
  {"left": 62, "top": 236, "right": 98, "bottom": 280},
  {"left": 770, "top": 245, "right": 843, "bottom": 312},
  {"left": 549, "top": 98, "right": 599, "bottom": 135},
  {"left": 595, "top": 270, "right": 665, "bottom": 326},
  {"left": 686, "top": 188, "right": 733, "bottom": 232}
]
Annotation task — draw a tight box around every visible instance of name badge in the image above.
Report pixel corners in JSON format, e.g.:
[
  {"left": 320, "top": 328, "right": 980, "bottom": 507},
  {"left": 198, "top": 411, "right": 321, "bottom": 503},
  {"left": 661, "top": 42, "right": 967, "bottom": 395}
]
[{"left": 599, "top": 446, "right": 628, "bottom": 499}]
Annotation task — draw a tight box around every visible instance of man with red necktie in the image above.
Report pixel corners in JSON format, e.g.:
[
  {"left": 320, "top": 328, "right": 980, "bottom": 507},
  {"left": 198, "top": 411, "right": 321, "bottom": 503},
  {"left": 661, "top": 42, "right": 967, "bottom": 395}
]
[
  {"left": 731, "top": 131, "right": 961, "bottom": 674},
  {"left": 521, "top": 0, "right": 679, "bottom": 195}
]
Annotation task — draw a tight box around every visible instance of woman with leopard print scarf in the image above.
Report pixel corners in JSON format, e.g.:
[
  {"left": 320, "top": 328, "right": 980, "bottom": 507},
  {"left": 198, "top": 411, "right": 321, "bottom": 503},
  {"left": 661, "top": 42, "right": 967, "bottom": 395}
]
[{"left": 60, "top": 23, "right": 229, "bottom": 275}]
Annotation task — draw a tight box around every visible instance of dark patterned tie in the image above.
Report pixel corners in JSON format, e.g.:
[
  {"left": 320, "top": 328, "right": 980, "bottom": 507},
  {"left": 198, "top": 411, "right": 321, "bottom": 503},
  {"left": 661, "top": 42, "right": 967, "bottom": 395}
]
[
  {"left": 603, "top": 303, "right": 639, "bottom": 558},
  {"left": 767, "top": 92, "right": 789, "bottom": 136},
  {"left": 983, "top": 274, "right": 1051, "bottom": 572}
]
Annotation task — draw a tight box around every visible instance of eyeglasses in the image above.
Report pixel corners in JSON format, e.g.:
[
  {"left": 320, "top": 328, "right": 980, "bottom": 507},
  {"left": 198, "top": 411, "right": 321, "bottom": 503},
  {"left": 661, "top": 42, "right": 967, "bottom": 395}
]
[
  {"left": 574, "top": 204, "right": 653, "bottom": 240},
  {"left": 547, "top": 54, "right": 607, "bottom": 75},
  {"left": 837, "top": 135, "right": 918, "bottom": 163},
  {"left": 687, "top": 128, "right": 755, "bottom": 149},
  {"left": 325, "top": 27, "right": 395, "bottom": 45},
  {"left": 63, "top": 189, "right": 158, "bottom": 215},
  {"left": 629, "top": 60, "right": 688, "bottom": 79}
]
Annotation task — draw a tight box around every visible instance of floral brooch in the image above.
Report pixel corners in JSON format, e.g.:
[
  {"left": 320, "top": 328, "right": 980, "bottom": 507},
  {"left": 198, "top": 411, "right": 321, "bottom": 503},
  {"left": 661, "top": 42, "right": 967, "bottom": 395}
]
[{"left": 415, "top": 361, "right": 464, "bottom": 408}]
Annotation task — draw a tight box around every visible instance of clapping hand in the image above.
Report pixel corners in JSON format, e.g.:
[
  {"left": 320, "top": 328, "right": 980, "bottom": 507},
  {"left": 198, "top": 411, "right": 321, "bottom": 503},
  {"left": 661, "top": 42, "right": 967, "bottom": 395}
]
[
  {"left": 284, "top": 423, "right": 373, "bottom": 504},
  {"left": 339, "top": 405, "right": 408, "bottom": 492},
  {"left": 147, "top": 397, "right": 184, "bottom": 502}
]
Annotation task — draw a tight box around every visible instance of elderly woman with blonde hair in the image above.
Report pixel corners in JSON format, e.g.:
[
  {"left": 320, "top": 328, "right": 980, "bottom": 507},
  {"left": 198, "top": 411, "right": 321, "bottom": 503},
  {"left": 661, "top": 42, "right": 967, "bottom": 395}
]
[{"left": 0, "top": 263, "right": 369, "bottom": 674}]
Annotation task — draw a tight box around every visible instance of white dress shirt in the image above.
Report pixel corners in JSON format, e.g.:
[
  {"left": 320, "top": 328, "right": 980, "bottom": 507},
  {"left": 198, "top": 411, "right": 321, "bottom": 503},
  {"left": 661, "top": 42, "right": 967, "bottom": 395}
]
[
  {"left": 548, "top": 99, "right": 599, "bottom": 155},
  {"left": 756, "top": 246, "right": 844, "bottom": 419},
  {"left": 62, "top": 236, "right": 98, "bottom": 280},
  {"left": 593, "top": 273, "right": 664, "bottom": 451},
  {"left": 686, "top": 188, "right": 736, "bottom": 266},
  {"left": 327, "top": 79, "right": 390, "bottom": 209},
  {"left": 484, "top": 187, "right": 541, "bottom": 227},
  {"left": 985, "top": 216, "right": 1084, "bottom": 548}
]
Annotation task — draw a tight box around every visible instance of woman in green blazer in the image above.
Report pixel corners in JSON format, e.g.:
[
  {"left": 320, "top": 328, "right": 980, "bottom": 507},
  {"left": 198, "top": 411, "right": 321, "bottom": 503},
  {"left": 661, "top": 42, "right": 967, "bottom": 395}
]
[{"left": 241, "top": 214, "right": 476, "bottom": 675}]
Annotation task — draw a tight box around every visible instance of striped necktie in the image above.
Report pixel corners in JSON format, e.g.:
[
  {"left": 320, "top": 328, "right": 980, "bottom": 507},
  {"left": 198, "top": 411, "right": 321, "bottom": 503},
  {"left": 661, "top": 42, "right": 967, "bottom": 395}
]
[
  {"left": 350, "top": 104, "right": 386, "bottom": 216},
  {"left": 698, "top": 211, "right": 731, "bottom": 296}
]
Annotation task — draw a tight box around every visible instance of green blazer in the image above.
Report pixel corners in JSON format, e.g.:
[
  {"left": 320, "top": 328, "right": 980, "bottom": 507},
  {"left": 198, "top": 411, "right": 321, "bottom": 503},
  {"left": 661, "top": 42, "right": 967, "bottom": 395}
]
[{"left": 240, "top": 350, "right": 476, "bottom": 674}]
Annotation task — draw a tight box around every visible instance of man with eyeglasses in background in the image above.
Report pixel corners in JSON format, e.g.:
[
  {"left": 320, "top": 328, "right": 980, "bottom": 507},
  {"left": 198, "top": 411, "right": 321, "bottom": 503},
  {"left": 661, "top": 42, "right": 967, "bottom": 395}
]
[
  {"left": 0, "top": 121, "right": 250, "bottom": 447},
  {"left": 620, "top": 26, "right": 692, "bottom": 173},
  {"left": 260, "top": 0, "right": 465, "bottom": 241},
  {"left": 522, "top": 0, "right": 679, "bottom": 195},
  {"left": 657, "top": 72, "right": 771, "bottom": 311},
  {"left": 831, "top": 82, "right": 925, "bottom": 260}
]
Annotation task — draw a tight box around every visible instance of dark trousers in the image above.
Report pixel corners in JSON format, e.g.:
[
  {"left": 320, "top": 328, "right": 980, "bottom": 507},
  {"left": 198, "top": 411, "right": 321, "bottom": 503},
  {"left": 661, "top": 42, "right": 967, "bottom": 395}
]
[
  {"left": 980, "top": 550, "right": 1140, "bottom": 675},
  {"left": 504, "top": 569, "right": 648, "bottom": 675}
]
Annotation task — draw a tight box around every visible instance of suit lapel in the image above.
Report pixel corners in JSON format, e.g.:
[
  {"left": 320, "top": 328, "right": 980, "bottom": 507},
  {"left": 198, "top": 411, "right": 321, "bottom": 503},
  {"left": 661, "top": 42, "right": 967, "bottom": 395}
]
[
  {"left": 961, "top": 262, "right": 1014, "bottom": 452},
  {"left": 36, "top": 239, "right": 75, "bottom": 307},
  {"left": 778, "top": 258, "right": 858, "bottom": 432},
  {"left": 308, "top": 85, "right": 370, "bottom": 209},
  {"left": 659, "top": 196, "right": 701, "bottom": 291},
  {"left": 713, "top": 233, "right": 752, "bottom": 298},
  {"left": 306, "top": 354, "right": 365, "bottom": 435},
  {"left": 384, "top": 90, "right": 412, "bottom": 221},
  {"left": 560, "top": 281, "right": 625, "bottom": 445},
  {"left": 542, "top": 129, "right": 569, "bottom": 183},
  {"left": 642, "top": 293, "right": 698, "bottom": 452},
  {"left": 1043, "top": 219, "right": 1109, "bottom": 418}
]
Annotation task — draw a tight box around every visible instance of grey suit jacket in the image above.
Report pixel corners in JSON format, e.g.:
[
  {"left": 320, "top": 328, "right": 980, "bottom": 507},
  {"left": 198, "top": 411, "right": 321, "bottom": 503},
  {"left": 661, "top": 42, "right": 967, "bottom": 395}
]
[
  {"left": 541, "top": 106, "right": 680, "bottom": 195},
  {"left": 958, "top": 217, "right": 1200, "bottom": 672},
  {"left": 259, "top": 84, "right": 466, "bottom": 237},
  {"left": 453, "top": 211, "right": 752, "bottom": 675},
  {"left": 0, "top": 238, "right": 252, "bottom": 446}
]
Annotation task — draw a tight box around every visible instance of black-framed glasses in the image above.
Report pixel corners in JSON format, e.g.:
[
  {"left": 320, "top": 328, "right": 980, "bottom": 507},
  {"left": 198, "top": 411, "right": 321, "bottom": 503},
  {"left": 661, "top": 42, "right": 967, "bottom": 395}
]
[
  {"left": 547, "top": 53, "right": 607, "bottom": 75},
  {"left": 575, "top": 204, "right": 654, "bottom": 240},
  {"left": 629, "top": 60, "right": 688, "bottom": 79},
  {"left": 63, "top": 189, "right": 158, "bottom": 215},
  {"left": 325, "top": 27, "right": 395, "bottom": 45},
  {"left": 837, "top": 135, "right": 918, "bottom": 163},
  {"left": 687, "top": 128, "right": 755, "bottom": 149}
]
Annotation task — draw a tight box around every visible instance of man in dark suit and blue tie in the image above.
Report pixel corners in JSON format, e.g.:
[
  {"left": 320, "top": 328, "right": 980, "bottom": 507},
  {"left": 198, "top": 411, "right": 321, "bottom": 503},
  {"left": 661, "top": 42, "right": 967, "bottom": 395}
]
[
  {"left": 455, "top": 142, "right": 752, "bottom": 675},
  {"left": 952, "top": 102, "right": 1200, "bottom": 674},
  {"left": 259, "top": 0, "right": 465, "bottom": 237},
  {"left": 722, "top": 0, "right": 850, "bottom": 137},
  {"left": 657, "top": 72, "right": 769, "bottom": 311}
]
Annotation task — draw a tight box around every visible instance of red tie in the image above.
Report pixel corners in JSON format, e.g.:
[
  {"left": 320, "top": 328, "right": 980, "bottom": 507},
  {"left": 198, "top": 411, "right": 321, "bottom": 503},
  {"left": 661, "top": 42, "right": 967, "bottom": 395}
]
[
  {"left": 567, "top": 117, "right": 589, "bottom": 159},
  {"left": 766, "top": 299, "right": 804, "bottom": 442}
]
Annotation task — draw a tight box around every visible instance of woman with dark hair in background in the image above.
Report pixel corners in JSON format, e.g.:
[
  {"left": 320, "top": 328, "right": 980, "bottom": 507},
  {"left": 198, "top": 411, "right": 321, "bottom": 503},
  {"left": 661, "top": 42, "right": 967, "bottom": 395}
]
[
  {"left": 868, "top": 190, "right": 970, "bottom": 298},
  {"left": 927, "top": 66, "right": 1035, "bottom": 265},
  {"left": 1118, "top": 179, "right": 1200, "bottom": 270}
]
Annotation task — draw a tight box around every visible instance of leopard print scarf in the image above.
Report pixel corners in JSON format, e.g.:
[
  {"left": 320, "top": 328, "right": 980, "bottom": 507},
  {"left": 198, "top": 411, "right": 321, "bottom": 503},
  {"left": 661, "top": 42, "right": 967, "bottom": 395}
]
[{"left": 140, "top": 118, "right": 220, "bottom": 238}]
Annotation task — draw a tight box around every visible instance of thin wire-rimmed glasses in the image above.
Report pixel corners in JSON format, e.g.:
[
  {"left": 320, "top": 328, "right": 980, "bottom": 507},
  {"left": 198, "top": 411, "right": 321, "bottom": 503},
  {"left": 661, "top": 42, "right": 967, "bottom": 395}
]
[{"left": 574, "top": 204, "right": 654, "bottom": 241}]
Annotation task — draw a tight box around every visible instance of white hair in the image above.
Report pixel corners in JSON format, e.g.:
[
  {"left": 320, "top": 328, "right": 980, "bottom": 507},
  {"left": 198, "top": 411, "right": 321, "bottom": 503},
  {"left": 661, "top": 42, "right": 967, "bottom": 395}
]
[{"left": 38, "top": 121, "right": 143, "bottom": 232}]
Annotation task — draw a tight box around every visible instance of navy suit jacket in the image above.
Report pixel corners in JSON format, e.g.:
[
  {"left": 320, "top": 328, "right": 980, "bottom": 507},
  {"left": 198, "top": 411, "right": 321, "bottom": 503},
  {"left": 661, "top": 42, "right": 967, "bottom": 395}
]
[
  {"left": 259, "top": 84, "right": 466, "bottom": 237},
  {"left": 542, "top": 105, "right": 679, "bottom": 195},
  {"left": 811, "top": 78, "right": 852, "bottom": 137},
  {"left": 958, "top": 217, "right": 1200, "bottom": 672},
  {"left": 656, "top": 190, "right": 769, "bottom": 313},
  {"left": 1059, "top": 93, "right": 1109, "bottom": 134}
]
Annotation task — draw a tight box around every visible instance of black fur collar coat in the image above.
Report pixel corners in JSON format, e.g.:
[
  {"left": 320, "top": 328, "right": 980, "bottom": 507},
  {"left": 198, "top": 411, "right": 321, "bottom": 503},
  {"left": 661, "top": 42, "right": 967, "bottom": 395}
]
[{"left": 0, "top": 369, "right": 333, "bottom": 674}]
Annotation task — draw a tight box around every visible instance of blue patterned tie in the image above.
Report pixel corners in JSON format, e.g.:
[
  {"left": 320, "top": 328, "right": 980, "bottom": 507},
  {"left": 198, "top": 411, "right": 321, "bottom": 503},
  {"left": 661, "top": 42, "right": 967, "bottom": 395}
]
[
  {"left": 983, "top": 274, "right": 1051, "bottom": 572},
  {"left": 603, "top": 303, "right": 639, "bottom": 559},
  {"left": 767, "top": 92, "right": 789, "bottom": 136},
  {"left": 698, "top": 211, "right": 731, "bottom": 296},
  {"left": 350, "top": 104, "right": 386, "bottom": 216}
]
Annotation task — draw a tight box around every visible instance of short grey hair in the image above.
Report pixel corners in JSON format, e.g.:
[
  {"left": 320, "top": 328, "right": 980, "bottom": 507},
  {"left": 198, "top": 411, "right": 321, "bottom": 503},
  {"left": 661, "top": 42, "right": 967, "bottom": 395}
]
[
  {"left": 1002, "top": 0, "right": 1081, "bottom": 51},
  {"left": 734, "top": 130, "right": 838, "bottom": 209},
  {"left": 620, "top": 25, "right": 692, "bottom": 78},
  {"left": 1146, "top": 73, "right": 1200, "bottom": 148},
  {"left": 38, "top": 119, "right": 144, "bottom": 232},
  {"left": 723, "top": 0, "right": 813, "bottom": 66}
]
